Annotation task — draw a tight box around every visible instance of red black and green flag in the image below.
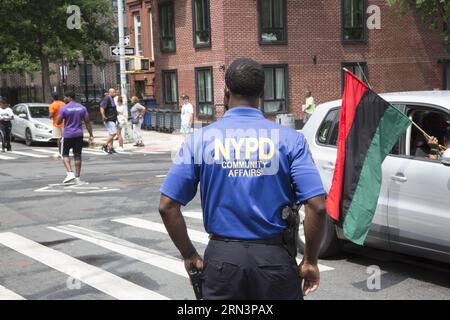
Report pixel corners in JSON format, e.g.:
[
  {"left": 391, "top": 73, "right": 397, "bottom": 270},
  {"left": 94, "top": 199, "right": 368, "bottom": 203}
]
[{"left": 326, "top": 71, "right": 411, "bottom": 245}]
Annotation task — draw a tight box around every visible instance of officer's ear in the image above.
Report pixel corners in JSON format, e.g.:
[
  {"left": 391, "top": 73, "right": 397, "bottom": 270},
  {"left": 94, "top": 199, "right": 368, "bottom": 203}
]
[{"left": 224, "top": 86, "right": 230, "bottom": 101}]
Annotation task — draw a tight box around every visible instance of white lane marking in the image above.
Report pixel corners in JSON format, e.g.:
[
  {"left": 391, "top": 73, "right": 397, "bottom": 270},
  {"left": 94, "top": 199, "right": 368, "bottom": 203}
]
[
  {"left": 183, "top": 212, "right": 203, "bottom": 220},
  {"left": 0, "top": 154, "right": 16, "bottom": 160},
  {"left": 155, "top": 175, "right": 167, "bottom": 178},
  {"left": 32, "top": 149, "right": 58, "bottom": 154},
  {"left": 49, "top": 225, "right": 187, "bottom": 278},
  {"left": 0, "top": 232, "right": 169, "bottom": 300},
  {"left": 82, "top": 150, "right": 107, "bottom": 156},
  {"left": 113, "top": 217, "right": 334, "bottom": 273},
  {"left": 0, "top": 285, "right": 26, "bottom": 300},
  {"left": 135, "top": 151, "right": 168, "bottom": 154},
  {"left": 10, "top": 151, "right": 48, "bottom": 158},
  {"left": 113, "top": 218, "right": 210, "bottom": 244},
  {"left": 76, "top": 189, "right": 121, "bottom": 194}
]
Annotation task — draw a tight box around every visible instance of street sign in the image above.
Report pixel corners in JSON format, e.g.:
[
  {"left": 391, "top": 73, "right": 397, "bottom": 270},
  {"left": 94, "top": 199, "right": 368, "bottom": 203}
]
[{"left": 110, "top": 46, "right": 135, "bottom": 56}]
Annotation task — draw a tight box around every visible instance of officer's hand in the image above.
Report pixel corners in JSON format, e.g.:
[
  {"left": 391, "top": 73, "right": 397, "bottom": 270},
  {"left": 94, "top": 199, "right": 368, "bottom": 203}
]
[
  {"left": 298, "top": 259, "right": 320, "bottom": 297},
  {"left": 183, "top": 251, "right": 204, "bottom": 274}
]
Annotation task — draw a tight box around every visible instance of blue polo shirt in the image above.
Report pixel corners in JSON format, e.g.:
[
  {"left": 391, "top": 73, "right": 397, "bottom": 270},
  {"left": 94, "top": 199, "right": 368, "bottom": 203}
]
[{"left": 160, "top": 107, "right": 325, "bottom": 240}]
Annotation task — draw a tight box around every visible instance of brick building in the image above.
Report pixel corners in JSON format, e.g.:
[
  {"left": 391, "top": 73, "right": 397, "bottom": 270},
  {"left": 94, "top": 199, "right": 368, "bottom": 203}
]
[
  {"left": 148, "top": 0, "right": 450, "bottom": 123},
  {"left": 126, "top": 0, "right": 156, "bottom": 99}
]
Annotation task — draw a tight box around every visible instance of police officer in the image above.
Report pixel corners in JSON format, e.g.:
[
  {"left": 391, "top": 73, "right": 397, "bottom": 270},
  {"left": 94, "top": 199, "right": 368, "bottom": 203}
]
[{"left": 159, "top": 58, "right": 327, "bottom": 300}]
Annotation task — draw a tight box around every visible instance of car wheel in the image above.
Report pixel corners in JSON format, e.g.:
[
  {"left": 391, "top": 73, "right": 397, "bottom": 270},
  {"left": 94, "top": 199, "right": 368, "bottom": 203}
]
[
  {"left": 25, "top": 128, "right": 34, "bottom": 146},
  {"left": 297, "top": 205, "right": 343, "bottom": 258}
]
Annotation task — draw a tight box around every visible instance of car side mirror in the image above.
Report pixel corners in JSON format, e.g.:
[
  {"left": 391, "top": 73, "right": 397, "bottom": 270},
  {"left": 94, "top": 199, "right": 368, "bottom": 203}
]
[
  {"left": 18, "top": 113, "right": 27, "bottom": 119},
  {"left": 441, "top": 150, "right": 450, "bottom": 166}
]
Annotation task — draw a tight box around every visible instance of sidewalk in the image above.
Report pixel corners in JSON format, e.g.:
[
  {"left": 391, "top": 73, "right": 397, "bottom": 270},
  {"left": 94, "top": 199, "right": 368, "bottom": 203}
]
[{"left": 85, "top": 124, "right": 181, "bottom": 153}]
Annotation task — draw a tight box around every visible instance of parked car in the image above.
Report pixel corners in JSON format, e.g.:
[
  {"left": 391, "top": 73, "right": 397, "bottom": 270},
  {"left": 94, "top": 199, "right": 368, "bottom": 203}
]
[
  {"left": 299, "top": 91, "right": 450, "bottom": 264},
  {"left": 11, "top": 103, "right": 53, "bottom": 146}
]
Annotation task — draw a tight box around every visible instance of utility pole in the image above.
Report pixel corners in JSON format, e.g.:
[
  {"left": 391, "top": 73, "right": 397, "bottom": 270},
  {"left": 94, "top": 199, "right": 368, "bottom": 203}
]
[{"left": 117, "top": 0, "right": 128, "bottom": 101}]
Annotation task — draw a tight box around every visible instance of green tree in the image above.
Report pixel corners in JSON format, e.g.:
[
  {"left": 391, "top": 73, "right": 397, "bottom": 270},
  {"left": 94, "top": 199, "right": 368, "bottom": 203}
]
[
  {"left": 386, "top": 0, "right": 450, "bottom": 51},
  {"left": 0, "top": 0, "right": 116, "bottom": 99}
]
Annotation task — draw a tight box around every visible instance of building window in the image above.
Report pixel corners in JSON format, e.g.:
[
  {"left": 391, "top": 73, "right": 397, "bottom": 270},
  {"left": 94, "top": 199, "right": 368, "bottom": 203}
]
[
  {"left": 263, "top": 65, "right": 288, "bottom": 113},
  {"left": 192, "top": 0, "right": 211, "bottom": 48},
  {"left": 159, "top": 2, "right": 176, "bottom": 52},
  {"left": 133, "top": 12, "right": 143, "bottom": 56},
  {"left": 341, "top": 62, "right": 368, "bottom": 92},
  {"left": 162, "top": 70, "right": 178, "bottom": 108},
  {"left": 116, "top": 63, "right": 129, "bottom": 85},
  {"left": 195, "top": 67, "right": 214, "bottom": 117},
  {"left": 79, "top": 64, "right": 93, "bottom": 86},
  {"left": 342, "top": 0, "right": 366, "bottom": 42},
  {"left": 258, "top": 0, "right": 287, "bottom": 44}
]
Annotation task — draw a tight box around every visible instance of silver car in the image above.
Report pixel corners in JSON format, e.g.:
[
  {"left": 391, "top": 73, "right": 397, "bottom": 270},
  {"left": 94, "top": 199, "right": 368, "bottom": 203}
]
[
  {"left": 11, "top": 103, "right": 53, "bottom": 146},
  {"left": 299, "top": 91, "right": 450, "bottom": 264}
]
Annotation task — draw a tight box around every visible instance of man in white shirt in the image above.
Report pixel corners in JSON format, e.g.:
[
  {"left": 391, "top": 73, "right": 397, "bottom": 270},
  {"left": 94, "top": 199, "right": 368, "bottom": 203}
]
[
  {"left": 180, "top": 95, "right": 194, "bottom": 139},
  {"left": 0, "top": 96, "right": 14, "bottom": 152}
]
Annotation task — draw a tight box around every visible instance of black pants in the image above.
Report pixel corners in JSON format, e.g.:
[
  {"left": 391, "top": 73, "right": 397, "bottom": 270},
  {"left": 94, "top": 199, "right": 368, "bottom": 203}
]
[
  {"left": 0, "top": 122, "right": 12, "bottom": 150},
  {"left": 62, "top": 136, "right": 83, "bottom": 160},
  {"left": 201, "top": 239, "right": 302, "bottom": 300}
]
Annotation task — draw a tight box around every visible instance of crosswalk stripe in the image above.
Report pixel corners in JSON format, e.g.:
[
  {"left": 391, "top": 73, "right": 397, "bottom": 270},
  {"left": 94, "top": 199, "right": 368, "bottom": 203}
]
[
  {"left": 49, "top": 225, "right": 187, "bottom": 278},
  {"left": 0, "top": 232, "right": 169, "bottom": 300},
  {"left": 0, "top": 154, "right": 16, "bottom": 160},
  {"left": 183, "top": 211, "right": 203, "bottom": 220},
  {"left": 113, "top": 217, "right": 210, "bottom": 244},
  {"left": 0, "top": 285, "right": 26, "bottom": 300},
  {"left": 82, "top": 150, "right": 107, "bottom": 155},
  {"left": 32, "top": 149, "right": 58, "bottom": 155},
  {"left": 113, "top": 217, "right": 334, "bottom": 272},
  {"left": 10, "top": 151, "right": 48, "bottom": 158}
]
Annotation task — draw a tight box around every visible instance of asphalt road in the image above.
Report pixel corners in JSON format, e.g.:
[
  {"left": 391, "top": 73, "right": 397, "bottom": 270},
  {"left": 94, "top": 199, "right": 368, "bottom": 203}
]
[{"left": 0, "top": 141, "right": 449, "bottom": 300}]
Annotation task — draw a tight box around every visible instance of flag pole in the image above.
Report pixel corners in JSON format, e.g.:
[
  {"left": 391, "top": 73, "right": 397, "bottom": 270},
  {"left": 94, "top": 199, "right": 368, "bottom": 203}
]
[{"left": 342, "top": 67, "right": 446, "bottom": 151}]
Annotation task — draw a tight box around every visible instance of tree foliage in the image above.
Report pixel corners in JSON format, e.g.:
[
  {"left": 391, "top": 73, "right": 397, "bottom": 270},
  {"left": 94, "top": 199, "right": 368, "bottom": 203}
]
[
  {"left": 0, "top": 0, "right": 116, "bottom": 97},
  {"left": 386, "top": 0, "right": 450, "bottom": 51}
]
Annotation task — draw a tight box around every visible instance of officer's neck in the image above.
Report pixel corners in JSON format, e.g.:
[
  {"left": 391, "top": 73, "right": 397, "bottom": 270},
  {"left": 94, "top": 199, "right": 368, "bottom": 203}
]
[{"left": 228, "top": 96, "right": 260, "bottom": 109}]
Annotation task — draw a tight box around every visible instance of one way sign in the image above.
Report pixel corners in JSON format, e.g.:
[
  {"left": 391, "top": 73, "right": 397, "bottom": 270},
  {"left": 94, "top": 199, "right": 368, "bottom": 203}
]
[{"left": 110, "top": 46, "right": 135, "bottom": 56}]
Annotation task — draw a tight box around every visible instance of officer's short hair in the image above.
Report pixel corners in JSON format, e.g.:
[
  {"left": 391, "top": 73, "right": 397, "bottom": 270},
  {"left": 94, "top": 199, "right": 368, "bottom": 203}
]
[
  {"left": 225, "top": 58, "right": 265, "bottom": 98},
  {"left": 64, "top": 91, "right": 76, "bottom": 100}
]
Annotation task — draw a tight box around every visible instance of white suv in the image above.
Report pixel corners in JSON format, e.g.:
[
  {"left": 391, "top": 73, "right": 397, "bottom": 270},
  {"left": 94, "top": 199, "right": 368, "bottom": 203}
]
[{"left": 300, "top": 91, "right": 450, "bottom": 264}]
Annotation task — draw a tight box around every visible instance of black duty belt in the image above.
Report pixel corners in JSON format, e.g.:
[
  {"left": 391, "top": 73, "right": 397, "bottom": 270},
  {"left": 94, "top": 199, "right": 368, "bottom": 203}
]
[{"left": 209, "top": 234, "right": 284, "bottom": 245}]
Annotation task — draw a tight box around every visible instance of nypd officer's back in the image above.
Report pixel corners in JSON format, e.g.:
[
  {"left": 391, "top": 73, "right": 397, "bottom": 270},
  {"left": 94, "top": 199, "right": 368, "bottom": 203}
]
[{"left": 159, "top": 58, "right": 327, "bottom": 300}]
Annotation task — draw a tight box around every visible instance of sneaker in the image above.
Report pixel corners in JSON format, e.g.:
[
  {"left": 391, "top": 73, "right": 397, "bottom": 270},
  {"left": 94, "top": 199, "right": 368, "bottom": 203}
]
[
  {"left": 74, "top": 177, "right": 88, "bottom": 185},
  {"left": 139, "top": 142, "right": 145, "bottom": 147},
  {"left": 101, "top": 145, "right": 109, "bottom": 154},
  {"left": 63, "top": 172, "right": 76, "bottom": 184},
  {"left": 116, "top": 147, "right": 125, "bottom": 152},
  {"left": 110, "top": 148, "right": 117, "bottom": 154}
]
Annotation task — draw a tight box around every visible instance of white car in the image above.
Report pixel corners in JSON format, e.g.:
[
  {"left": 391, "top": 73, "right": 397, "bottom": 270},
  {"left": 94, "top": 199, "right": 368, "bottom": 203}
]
[
  {"left": 299, "top": 91, "right": 450, "bottom": 264},
  {"left": 11, "top": 103, "right": 53, "bottom": 146}
]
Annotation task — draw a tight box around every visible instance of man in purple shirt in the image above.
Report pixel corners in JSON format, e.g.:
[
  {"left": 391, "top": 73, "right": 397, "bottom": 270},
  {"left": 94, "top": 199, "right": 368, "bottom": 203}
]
[{"left": 57, "top": 91, "right": 94, "bottom": 184}]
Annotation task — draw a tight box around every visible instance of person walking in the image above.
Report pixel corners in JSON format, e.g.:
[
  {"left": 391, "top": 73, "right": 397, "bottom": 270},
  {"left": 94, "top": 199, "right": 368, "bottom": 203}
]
[
  {"left": 48, "top": 92, "right": 65, "bottom": 158},
  {"left": 130, "top": 96, "right": 146, "bottom": 147},
  {"left": 0, "top": 97, "right": 13, "bottom": 152},
  {"left": 303, "top": 90, "right": 316, "bottom": 125},
  {"left": 100, "top": 88, "right": 118, "bottom": 154},
  {"left": 57, "top": 91, "right": 94, "bottom": 185},
  {"left": 180, "top": 95, "right": 194, "bottom": 139},
  {"left": 115, "top": 95, "right": 127, "bottom": 152},
  {"left": 159, "top": 58, "right": 327, "bottom": 300}
]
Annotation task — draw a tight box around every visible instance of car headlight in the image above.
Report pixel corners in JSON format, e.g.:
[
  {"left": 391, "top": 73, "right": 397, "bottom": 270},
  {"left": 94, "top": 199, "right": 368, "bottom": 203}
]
[{"left": 34, "top": 123, "right": 48, "bottom": 130}]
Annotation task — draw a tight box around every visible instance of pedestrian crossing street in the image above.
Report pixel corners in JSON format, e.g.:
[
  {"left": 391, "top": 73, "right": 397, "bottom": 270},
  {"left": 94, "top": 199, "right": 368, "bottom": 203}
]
[
  {"left": 0, "top": 211, "right": 335, "bottom": 300},
  {"left": 0, "top": 147, "right": 170, "bottom": 161}
]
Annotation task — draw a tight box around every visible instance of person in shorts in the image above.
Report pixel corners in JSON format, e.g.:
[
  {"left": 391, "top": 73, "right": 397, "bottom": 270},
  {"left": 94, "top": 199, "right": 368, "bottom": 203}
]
[
  {"left": 48, "top": 92, "right": 65, "bottom": 158},
  {"left": 100, "top": 88, "right": 118, "bottom": 154},
  {"left": 57, "top": 91, "right": 94, "bottom": 184}
]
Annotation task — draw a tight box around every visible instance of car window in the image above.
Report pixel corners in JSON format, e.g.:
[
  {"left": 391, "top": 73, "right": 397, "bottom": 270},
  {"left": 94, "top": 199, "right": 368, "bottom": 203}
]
[
  {"left": 317, "top": 108, "right": 340, "bottom": 146},
  {"left": 28, "top": 106, "right": 49, "bottom": 118},
  {"left": 407, "top": 105, "right": 450, "bottom": 161},
  {"left": 12, "top": 105, "right": 21, "bottom": 115}
]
